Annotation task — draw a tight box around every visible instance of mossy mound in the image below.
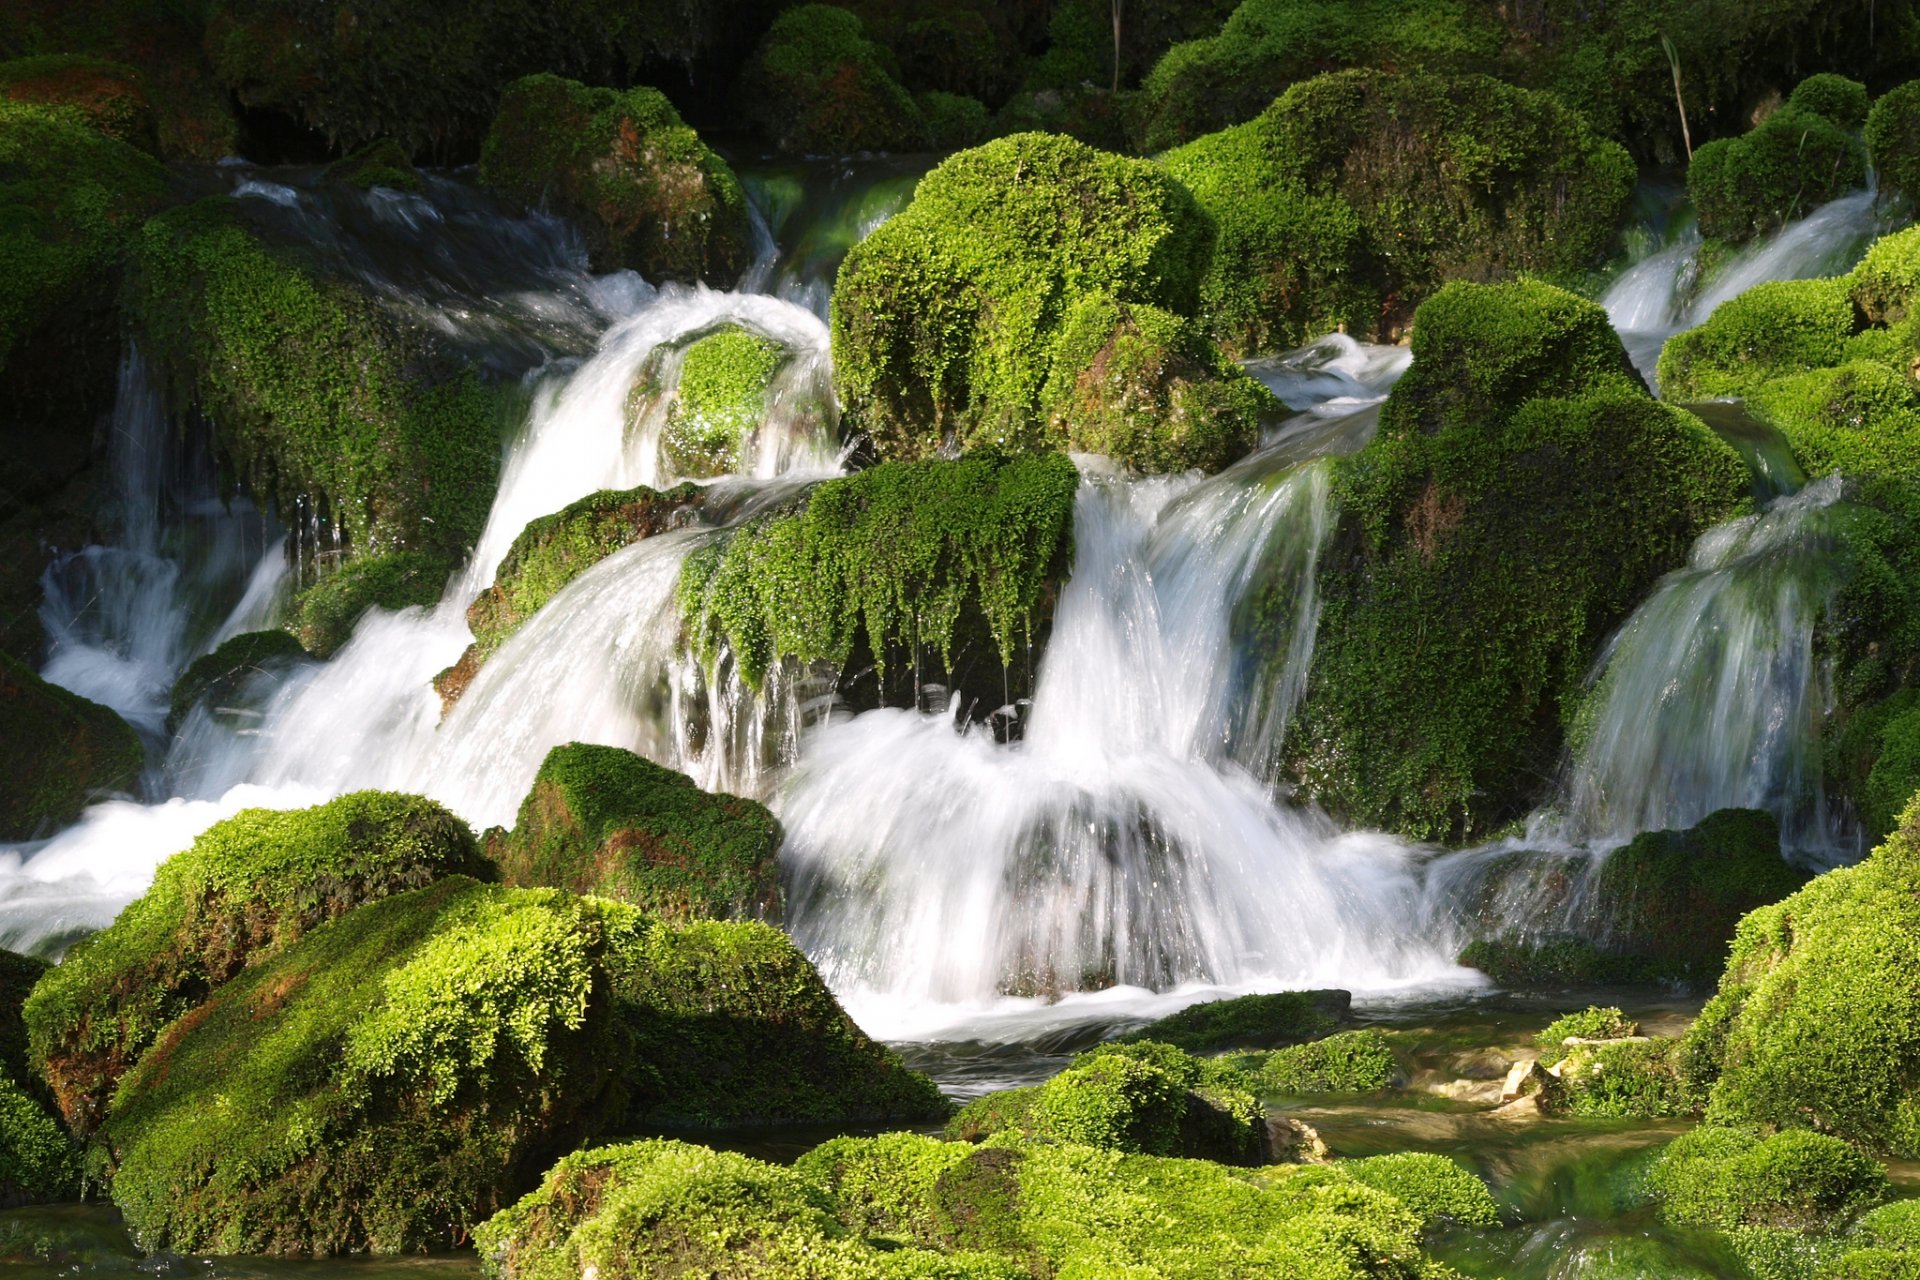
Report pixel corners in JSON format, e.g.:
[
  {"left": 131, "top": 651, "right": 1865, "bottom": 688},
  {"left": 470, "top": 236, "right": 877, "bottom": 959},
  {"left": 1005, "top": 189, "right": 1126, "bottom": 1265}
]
[
  {"left": 1789, "top": 74, "right": 1871, "bottom": 133},
  {"left": 24, "top": 790, "right": 490, "bottom": 1136},
  {"left": 1864, "top": 705, "right": 1920, "bottom": 843},
  {"left": 479, "top": 74, "right": 752, "bottom": 282},
  {"left": 1683, "top": 798, "right": 1920, "bottom": 1156},
  {"left": 486, "top": 743, "right": 781, "bottom": 923},
  {"left": 1538, "top": 1006, "right": 1639, "bottom": 1049},
  {"left": 1868, "top": 80, "right": 1920, "bottom": 207},
  {"left": 677, "top": 452, "right": 1076, "bottom": 704},
  {"left": 1687, "top": 89, "right": 1867, "bottom": 244},
  {"left": 1121, "top": 989, "right": 1350, "bottom": 1053},
  {"left": 1163, "top": 69, "right": 1635, "bottom": 352},
  {"left": 322, "top": 137, "right": 420, "bottom": 192},
  {"left": 1547, "top": 1037, "right": 1693, "bottom": 1120},
  {"left": 738, "top": 5, "right": 927, "bottom": 156},
  {"left": 0, "top": 1068, "right": 79, "bottom": 1207},
  {"left": 1225, "top": 1029, "right": 1399, "bottom": 1096},
  {"left": 918, "top": 90, "right": 991, "bottom": 150},
  {"left": 1823, "top": 1200, "right": 1920, "bottom": 1277},
  {"left": 0, "top": 651, "right": 144, "bottom": 841},
  {"left": 1656, "top": 276, "right": 1856, "bottom": 400},
  {"left": 1289, "top": 281, "right": 1749, "bottom": 841},
  {"left": 1341, "top": 1153, "right": 1500, "bottom": 1230},
  {"left": 832, "top": 132, "right": 1274, "bottom": 471},
  {"left": 287, "top": 549, "right": 453, "bottom": 659},
  {"left": 128, "top": 199, "right": 505, "bottom": 575},
  {"left": 1650, "top": 1127, "right": 1890, "bottom": 1231},
  {"left": 661, "top": 328, "right": 786, "bottom": 478},
  {"left": 0, "top": 56, "right": 154, "bottom": 150},
  {"left": 166, "top": 629, "right": 312, "bottom": 732},
  {"left": 1456, "top": 934, "right": 1663, "bottom": 988}
]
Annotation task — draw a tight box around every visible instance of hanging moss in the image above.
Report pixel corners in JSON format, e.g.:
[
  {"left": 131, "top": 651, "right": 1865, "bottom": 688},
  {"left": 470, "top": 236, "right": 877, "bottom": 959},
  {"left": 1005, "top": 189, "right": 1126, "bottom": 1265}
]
[
  {"left": 737, "top": 5, "right": 927, "bottom": 155},
  {"left": 287, "top": 549, "right": 454, "bottom": 659},
  {"left": 677, "top": 452, "right": 1076, "bottom": 690},
  {"left": 662, "top": 328, "right": 785, "bottom": 478},
  {"left": 166, "top": 629, "right": 313, "bottom": 732},
  {"left": 1687, "top": 96, "right": 1867, "bottom": 245},
  {"left": 1868, "top": 80, "right": 1920, "bottom": 207},
  {"left": 479, "top": 74, "right": 752, "bottom": 282},
  {"left": 0, "top": 650, "right": 143, "bottom": 842},
  {"left": 486, "top": 743, "right": 781, "bottom": 923}
]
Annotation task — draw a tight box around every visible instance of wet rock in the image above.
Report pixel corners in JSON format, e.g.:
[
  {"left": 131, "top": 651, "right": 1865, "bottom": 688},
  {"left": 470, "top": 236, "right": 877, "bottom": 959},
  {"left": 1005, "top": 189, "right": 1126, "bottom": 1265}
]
[
  {"left": 0, "top": 650, "right": 143, "bottom": 842},
  {"left": 1121, "top": 988, "right": 1351, "bottom": 1053}
]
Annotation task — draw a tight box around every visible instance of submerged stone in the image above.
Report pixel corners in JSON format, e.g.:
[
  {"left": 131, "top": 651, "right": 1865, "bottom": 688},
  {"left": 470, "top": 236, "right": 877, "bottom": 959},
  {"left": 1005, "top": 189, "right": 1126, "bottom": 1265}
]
[{"left": 0, "top": 651, "right": 143, "bottom": 842}]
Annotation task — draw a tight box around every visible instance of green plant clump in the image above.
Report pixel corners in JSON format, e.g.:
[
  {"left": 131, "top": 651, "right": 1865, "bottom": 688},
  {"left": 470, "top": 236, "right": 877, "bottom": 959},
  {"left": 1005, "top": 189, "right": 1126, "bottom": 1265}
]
[
  {"left": 737, "top": 5, "right": 928, "bottom": 155},
  {"left": 1788, "top": 74, "right": 1871, "bottom": 131},
  {"left": 1229, "top": 1028, "right": 1399, "bottom": 1096},
  {"left": 1538, "top": 1006, "right": 1639, "bottom": 1049},
  {"left": 1121, "top": 989, "right": 1349, "bottom": 1053},
  {"left": 1456, "top": 934, "right": 1664, "bottom": 987},
  {"left": 479, "top": 74, "right": 752, "bottom": 281},
  {"left": 24, "top": 790, "right": 490, "bottom": 1136},
  {"left": 166, "top": 629, "right": 312, "bottom": 731},
  {"left": 1687, "top": 91, "right": 1867, "bottom": 244},
  {"left": 1868, "top": 80, "right": 1920, "bottom": 207},
  {"left": 287, "top": 550, "right": 454, "bottom": 659},
  {"left": 1288, "top": 281, "right": 1750, "bottom": 841},
  {"left": 1550, "top": 1038, "right": 1694, "bottom": 1120},
  {"left": 1341, "top": 1153, "right": 1500, "bottom": 1230},
  {"left": 1650, "top": 1126, "right": 1890, "bottom": 1231},
  {"left": 676, "top": 452, "right": 1077, "bottom": 689},
  {"left": 1657, "top": 276, "right": 1856, "bottom": 401},
  {"left": 322, "top": 137, "right": 419, "bottom": 191},
  {"left": 662, "top": 328, "right": 785, "bottom": 477},
  {"left": 0, "top": 650, "right": 144, "bottom": 842},
  {"left": 486, "top": 742, "right": 781, "bottom": 923}
]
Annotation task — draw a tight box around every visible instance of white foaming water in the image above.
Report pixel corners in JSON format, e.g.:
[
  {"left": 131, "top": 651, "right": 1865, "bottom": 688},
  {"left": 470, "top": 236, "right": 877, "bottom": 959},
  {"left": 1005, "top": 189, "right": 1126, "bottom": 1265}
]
[{"left": 1246, "top": 333, "right": 1411, "bottom": 414}]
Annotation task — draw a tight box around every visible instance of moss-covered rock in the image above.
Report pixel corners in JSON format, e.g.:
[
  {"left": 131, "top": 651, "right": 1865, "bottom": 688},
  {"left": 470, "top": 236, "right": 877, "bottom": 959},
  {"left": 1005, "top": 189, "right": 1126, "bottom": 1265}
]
[
  {"left": 24, "top": 791, "right": 490, "bottom": 1135},
  {"left": 1341, "top": 1153, "right": 1499, "bottom": 1230},
  {"left": 322, "top": 137, "right": 419, "bottom": 191},
  {"left": 1456, "top": 934, "right": 1662, "bottom": 988},
  {"left": 1688, "top": 94, "right": 1867, "bottom": 244},
  {"left": 1790, "top": 74, "right": 1871, "bottom": 132},
  {"left": 0, "top": 651, "right": 143, "bottom": 841},
  {"left": 287, "top": 549, "right": 453, "bottom": 659},
  {"left": 1868, "top": 80, "right": 1920, "bottom": 208},
  {"left": 479, "top": 74, "right": 752, "bottom": 282},
  {"left": 1656, "top": 276, "right": 1856, "bottom": 400},
  {"left": 738, "top": 5, "right": 927, "bottom": 156},
  {"left": 1650, "top": 1127, "right": 1890, "bottom": 1231},
  {"left": 0, "top": 1068, "right": 79, "bottom": 1207},
  {"left": 128, "top": 199, "right": 505, "bottom": 576},
  {"left": 1226, "top": 1028, "right": 1398, "bottom": 1096},
  {"left": 1684, "top": 797, "right": 1920, "bottom": 1156},
  {"left": 677, "top": 452, "right": 1076, "bottom": 705},
  {"left": 166, "top": 629, "right": 312, "bottom": 732},
  {"left": 1865, "top": 705, "right": 1920, "bottom": 843},
  {"left": 486, "top": 743, "right": 780, "bottom": 923},
  {"left": 1538, "top": 1006, "right": 1638, "bottom": 1048},
  {"left": 1121, "top": 989, "right": 1350, "bottom": 1053},
  {"left": 0, "top": 56, "right": 154, "bottom": 150},
  {"left": 944, "top": 1088, "right": 1040, "bottom": 1144},
  {"left": 832, "top": 132, "right": 1275, "bottom": 470},
  {"left": 661, "top": 328, "right": 785, "bottom": 477},
  {"left": 1548, "top": 1037, "right": 1693, "bottom": 1120},
  {"left": 917, "top": 90, "right": 990, "bottom": 150},
  {"left": 1289, "top": 281, "right": 1750, "bottom": 841}
]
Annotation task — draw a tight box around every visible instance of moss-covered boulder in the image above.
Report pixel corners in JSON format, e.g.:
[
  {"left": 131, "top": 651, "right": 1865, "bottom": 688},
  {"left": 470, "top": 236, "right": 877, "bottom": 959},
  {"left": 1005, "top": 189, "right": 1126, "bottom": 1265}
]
[
  {"left": 677, "top": 453, "right": 1076, "bottom": 710},
  {"left": 1031, "top": 1042, "right": 1266, "bottom": 1165},
  {"left": 322, "top": 137, "right": 420, "bottom": 191},
  {"left": 1288, "top": 281, "right": 1750, "bottom": 841},
  {"left": 1683, "top": 797, "right": 1920, "bottom": 1156},
  {"left": 737, "top": 5, "right": 927, "bottom": 155},
  {"left": 0, "top": 651, "right": 143, "bottom": 841},
  {"left": 1656, "top": 276, "right": 1857, "bottom": 400},
  {"left": 166, "top": 629, "right": 312, "bottom": 732},
  {"left": 1650, "top": 1127, "right": 1890, "bottom": 1231},
  {"left": 1121, "top": 989, "right": 1350, "bottom": 1053},
  {"left": 0, "top": 949, "right": 77, "bottom": 1206},
  {"left": 660, "top": 327, "right": 785, "bottom": 477},
  {"left": 1225, "top": 1029, "right": 1399, "bottom": 1096},
  {"left": 1789, "top": 73, "right": 1871, "bottom": 132},
  {"left": 486, "top": 743, "right": 781, "bottom": 923},
  {"left": 1340, "top": 1153, "right": 1500, "bottom": 1231},
  {"left": 24, "top": 791, "right": 490, "bottom": 1135},
  {"left": 1163, "top": 69, "right": 1636, "bottom": 351},
  {"left": 0, "top": 56, "right": 155, "bottom": 150},
  {"left": 1868, "top": 80, "right": 1920, "bottom": 207},
  {"left": 479, "top": 74, "right": 752, "bottom": 282},
  {"left": 1547, "top": 1037, "right": 1693, "bottom": 1120},
  {"left": 286, "top": 549, "right": 451, "bottom": 659},
  {"left": 1688, "top": 87, "right": 1867, "bottom": 244},
  {"left": 832, "top": 132, "right": 1277, "bottom": 472}
]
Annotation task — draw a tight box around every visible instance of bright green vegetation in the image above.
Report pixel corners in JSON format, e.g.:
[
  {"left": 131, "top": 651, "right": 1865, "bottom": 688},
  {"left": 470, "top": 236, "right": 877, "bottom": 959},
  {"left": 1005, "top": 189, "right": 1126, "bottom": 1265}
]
[
  {"left": 1657, "top": 277, "right": 1857, "bottom": 400},
  {"left": 322, "top": 137, "right": 419, "bottom": 191},
  {"left": 1549, "top": 1037, "right": 1694, "bottom": 1120},
  {"left": 945, "top": 1089, "right": 1040, "bottom": 1143},
  {"left": 1290, "top": 281, "right": 1749, "bottom": 841},
  {"left": 1341, "top": 1153, "right": 1500, "bottom": 1230},
  {"left": 1823, "top": 1200, "right": 1920, "bottom": 1277},
  {"left": 1868, "top": 80, "right": 1920, "bottom": 207},
  {"left": 1120, "top": 989, "right": 1348, "bottom": 1053},
  {"left": 0, "top": 650, "right": 143, "bottom": 842},
  {"left": 165, "top": 630, "right": 311, "bottom": 731},
  {"left": 677, "top": 452, "right": 1077, "bottom": 689},
  {"left": 1225, "top": 1028, "right": 1398, "bottom": 1096},
  {"left": 487, "top": 743, "right": 782, "bottom": 923},
  {"left": 1687, "top": 82, "right": 1867, "bottom": 244},
  {"left": 662, "top": 328, "right": 785, "bottom": 477},
  {"left": 1162, "top": 69, "right": 1635, "bottom": 352},
  {"left": 1683, "top": 798, "right": 1920, "bottom": 1156},
  {"left": 128, "top": 199, "right": 506, "bottom": 575},
  {"left": 0, "top": 1069, "right": 79, "bottom": 1204},
  {"left": 23, "top": 791, "right": 490, "bottom": 1136},
  {"left": 0, "top": 55, "right": 154, "bottom": 149},
  {"left": 286, "top": 549, "right": 453, "bottom": 659},
  {"left": 1538, "top": 1006, "right": 1638, "bottom": 1049},
  {"left": 479, "top": 74, "right": 752, "bottom": 282},
  {"left": 739, "top": 5, "right": 927, "bottom": 155},
  {"left": 1650, "top": 1127, "right": 1890, "bottom": 1231},
  {"left": 832, "top": 132, "right": 1277, "bottom": 472}
]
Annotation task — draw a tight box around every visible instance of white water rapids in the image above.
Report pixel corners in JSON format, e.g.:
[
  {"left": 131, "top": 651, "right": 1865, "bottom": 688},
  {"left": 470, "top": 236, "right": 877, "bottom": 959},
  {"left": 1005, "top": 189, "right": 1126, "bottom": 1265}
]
[{"left": 0, "top": 174, "right": 1889, "bottom": 1045}]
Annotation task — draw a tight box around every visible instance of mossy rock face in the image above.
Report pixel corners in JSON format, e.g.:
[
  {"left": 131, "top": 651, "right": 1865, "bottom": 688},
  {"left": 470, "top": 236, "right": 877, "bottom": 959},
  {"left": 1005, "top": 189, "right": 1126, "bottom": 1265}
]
[
  {"left": 0, "top": 651, "right": 143, "bottom": 841},
  {"left": 288, "top": 550, "right": 453, "bottom": 659},
  {"left": 1688, "top": 93, "right": 1867, "bottom": 244},
  {"left": 0, "top": 1068, "right": 79, "bottom": 1207},
  {"left": 677, "top": 453, "right": 1076, "bottom": 707},
  {"left": 738, "top": 5, "right": 927, "bottom": 156},
  {"left": 486, "top": 743, "right": 781, "bottom": 923},
  {"left": 833, "top": 132, "right": 1263, "bottom": 470},
  {"left": 127, "top": 199, "right": 505, "bottom": 576},
  {"left": 1650, "top": 1126, "right": 1890, "bottom": 1231},
  {"left": 24, "top": 791, "right": 490, "bottom": 1136},
  {"left": 479, "top": 74, "right": 752, "bottom": 282},
  {"left": 96, "top": 878, "right": 636, "bottom": 1253},
  {"left": 661, "top": 328, "right": 786, "bottom": 478},
  {"left": 1868, "top": 80, "right": 1920, "bottom": 208},
  {"left": 0, "top": 56, "right": 155, "bottom": 150},
  {"left": 166, "top": 629, "right": 313, "bottom": 732},
  {"left": 1789, "top": 74, "right": 1870, "bottom": 132},
  {"left": 0, "top": 950, "right": 45, "bottom": 1087},
  {"left": 1289, "top": 282, "right": 1749, "bottom": 842},
  {"left": 1686, "top": 798, "right": 1920, "bottom": 1156},
  {"left": 1121, "top": 989, "right": 1350, "bottom": 1054}
]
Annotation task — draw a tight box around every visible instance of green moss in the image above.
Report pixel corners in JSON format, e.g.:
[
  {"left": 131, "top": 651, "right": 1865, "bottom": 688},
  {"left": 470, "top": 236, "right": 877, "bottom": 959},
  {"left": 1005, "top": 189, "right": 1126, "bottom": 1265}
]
[
  {"left": 916, "top": 91, "right": 989, "bottom": 151},
  {"left": 1341, "top": 1153, "right": 1499, "bottom": 1229},
  {"left": 128, "top": 199, "right": 506, "bottom": 573},
  {"left": 1550, "top": 1037, "right": 1694, "bottom": 1120},
  {"left": 487, "top": 742, "right": 781, "bottom": 922},
  {"left": 943, "top": 1088, "right": 1039, "bottom": 1143},
  {"left": 0, "top": 950, "right": 45, "bottom": 1089},
  {"left": 479, "top": 74, "right": 752, "bottom": 282},
  {"left": 287, "top": 549, "right": 453, "bottom": 659},
  {"left": 1029, "top": 1053, "right": 1191, "bottom": 1156},
  {"left": 740, "top": 5, "right": 926, "bottom": 155},
  {"left": 1651, "top": 1127, "right": 1890, "bottom": 1231},
  {"left": 322, "top": 137, "right": 419, "bottom": 192},
  {"left": 0, "top": 1067, "right": 79, "bottom": 1205},
  {"left": 1688, "top": 103, "right": 1866, "bottom": 244},
  {"left": 1290, "top": 281, "right": 1749, "bottom": 841},
  {"left": 1539, "top": 1006, "right": 1639, "bottom": 1049},
  {"left": 663, "top": 328, "right": 786, "bottom": 478},
  {"left": 1656, "top": 276, "right": 1856, "bottom": 400},
  {"left": 1229, "top": 1028, "right": 1397, "bottom": 1096},
  {"left": 0, "top": 55, "right": 154, "bottom": 149},
  {"left": 832, "top": 132, "right": 1224, "bottom": 467},
  {"left": 676, "top": 452, "right": 1076, "bottom": 689},
  {"left": 1120, "top": 989, "right": 1348, "bottom": 1053},
  {"left": 1868, "top": 81, "right": 1920, "bottom": 207},
  {"left": 1865, "top": 706, "right": 1920, "bottom": 843},
  {"left": 1790, "top": 74, "right": 1871, "bottom": 132},
  {"left": 0, "top": 650, "right": 143, "bottom": 842},
  {"left": 1457, "top": 934, "right": 1670, "bottom": 987},
  {"left": 24, "top": 790, "right": 489, "bottom": 1138},
  {"left": 166, "top": 629, "right": 311, "bottom": 732}
]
